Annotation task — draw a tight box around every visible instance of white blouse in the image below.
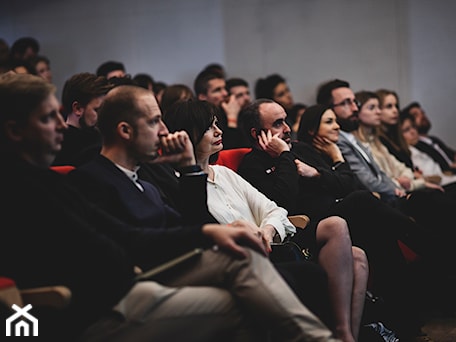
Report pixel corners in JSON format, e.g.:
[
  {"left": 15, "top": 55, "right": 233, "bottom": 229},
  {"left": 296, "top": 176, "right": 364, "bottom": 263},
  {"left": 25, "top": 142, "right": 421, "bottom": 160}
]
[{"left": 207, "top": 165, "right": 296, "bottom": 241}]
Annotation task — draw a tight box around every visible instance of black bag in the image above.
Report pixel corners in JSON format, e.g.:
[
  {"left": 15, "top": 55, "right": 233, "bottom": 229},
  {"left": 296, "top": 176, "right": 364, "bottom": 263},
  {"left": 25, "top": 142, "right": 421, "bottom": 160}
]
[{"left": 269, "top": 241, "right": 312, "bottom": 263}]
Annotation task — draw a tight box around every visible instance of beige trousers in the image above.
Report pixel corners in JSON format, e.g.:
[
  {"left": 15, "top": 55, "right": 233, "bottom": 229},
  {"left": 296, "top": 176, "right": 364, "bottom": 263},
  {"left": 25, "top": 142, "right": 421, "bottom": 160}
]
[{"left": 81, "top": 248, "right": 340, "bottom": 342}]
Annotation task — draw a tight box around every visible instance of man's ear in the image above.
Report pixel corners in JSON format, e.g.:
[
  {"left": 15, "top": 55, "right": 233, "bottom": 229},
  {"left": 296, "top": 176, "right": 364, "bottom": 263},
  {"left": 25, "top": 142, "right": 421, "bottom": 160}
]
[
  {"left": 4, "top": 120, "right": 23, "bottom": 142},
  {"left": 197, "top": 93, "right": 207, "bottom": 101},
  {"left": 118, "top": 122, "right": 131, "bottom": 139},
  {"left": 250, "top": 127, "right": 258, "bottom": 140},
  {"left": 72, "top": 101, "right": 84, "bottom": 116}
]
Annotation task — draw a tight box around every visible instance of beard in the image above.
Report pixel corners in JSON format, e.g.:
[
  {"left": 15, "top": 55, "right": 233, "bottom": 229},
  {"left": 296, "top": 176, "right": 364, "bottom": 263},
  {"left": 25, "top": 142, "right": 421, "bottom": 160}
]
[
  {"left": 337, "top": 116, "right": 359, "bottom": 132},
  {"left": 417, "top": 119, "right": 431, "bottom": 135}
]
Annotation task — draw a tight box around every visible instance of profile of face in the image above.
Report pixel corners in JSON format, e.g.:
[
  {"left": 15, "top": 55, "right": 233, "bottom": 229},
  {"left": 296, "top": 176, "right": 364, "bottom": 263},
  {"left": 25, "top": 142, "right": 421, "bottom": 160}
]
[
  {"left": 317, "top": 109, "right": 340, "bottom": 143},
  {"left": 401, "top": 118, "right": 420, "bottom": 146},
  {"left": 35, "top": 61, "right": 52, "bottom": 83},
  {"left": 358, "top": 98, "right": 382, "bottom": 128},
  {"left": 379, "top": 94, "right": 399, "bottom": 125},
  {"left": 258, "top": 102, "right": 292, "bottom": 145},
  {"left": 331, "top": 87, "right": 359, "bottom": 131},
  {"left": 409, "top": 106, "right": 431, "bottom": 134},
  {"left": 196, "top": 117, "right": 223, "bottom": 158},
  {"left": 80, "top": 95, "right": 105, "bottom": 128},
  {"left": 128, "top": 93, "right": 169, "bottom": 161},
  {"left": 272, "top": 82, "right": 293, "bottom": 111},
  {"left": 199, "top": 78, "right": 228, "bottom": 107},
  {"left": 229, "top": 85, "right": 251, "bottom": 109},
  {"left": 21, "top": 93, "right": 67, "bottom": 167}
]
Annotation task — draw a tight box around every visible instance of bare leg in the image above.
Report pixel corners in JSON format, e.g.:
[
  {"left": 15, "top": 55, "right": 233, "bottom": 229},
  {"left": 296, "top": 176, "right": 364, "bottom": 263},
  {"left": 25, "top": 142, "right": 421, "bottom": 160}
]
[
  {"left": 350, "top": 247, "right": 369, "bottom": 341},
  {"left": 316, "top": 216, "right": 361, "bottom": 342}
]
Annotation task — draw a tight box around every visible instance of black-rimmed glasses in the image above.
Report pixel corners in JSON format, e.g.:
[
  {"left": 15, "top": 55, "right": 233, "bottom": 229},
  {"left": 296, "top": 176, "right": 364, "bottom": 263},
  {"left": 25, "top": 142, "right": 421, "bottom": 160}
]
[{"left": 332, "top": 98, "right": 360, "bottom": 108}]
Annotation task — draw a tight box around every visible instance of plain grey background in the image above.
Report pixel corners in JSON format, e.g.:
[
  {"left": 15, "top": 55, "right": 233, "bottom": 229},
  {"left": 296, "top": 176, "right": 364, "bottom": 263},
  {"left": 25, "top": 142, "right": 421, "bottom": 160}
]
[{"left": 2, "top": 0, "right": 455, "bottom": 147}]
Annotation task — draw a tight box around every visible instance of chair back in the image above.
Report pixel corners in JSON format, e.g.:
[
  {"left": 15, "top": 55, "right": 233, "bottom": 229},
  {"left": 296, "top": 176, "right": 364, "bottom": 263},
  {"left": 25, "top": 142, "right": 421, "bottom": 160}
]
[{"left": 213, "top": 148, "right": 252, "bottom": 172}]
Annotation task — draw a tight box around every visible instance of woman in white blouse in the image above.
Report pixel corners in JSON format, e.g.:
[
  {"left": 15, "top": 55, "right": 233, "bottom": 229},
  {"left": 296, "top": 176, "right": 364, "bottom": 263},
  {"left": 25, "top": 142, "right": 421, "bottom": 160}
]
[{"left": 164, "top": 99, "right": 369, "bottom": 342}]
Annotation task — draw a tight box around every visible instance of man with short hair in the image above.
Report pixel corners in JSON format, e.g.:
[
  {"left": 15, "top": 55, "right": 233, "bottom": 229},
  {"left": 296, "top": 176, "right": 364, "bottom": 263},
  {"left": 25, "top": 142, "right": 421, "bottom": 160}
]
[
  {"left": 53, "top": 72, "right": 113, "bottom": 166},
  {"left": 96, "top": 60, "right": 127, "bottom": 79},
  {"left": 194, "top": 69, "right": 247, "bottom": 148},
  {"left": 226, "top": 77, "right": 252, "bottom": 110}
]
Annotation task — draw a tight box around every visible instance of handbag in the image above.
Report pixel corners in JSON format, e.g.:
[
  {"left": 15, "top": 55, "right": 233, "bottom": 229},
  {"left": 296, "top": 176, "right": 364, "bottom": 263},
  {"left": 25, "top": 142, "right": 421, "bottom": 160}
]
[{"left": 269, "top": 240, "right": 312, "bottom": 263}]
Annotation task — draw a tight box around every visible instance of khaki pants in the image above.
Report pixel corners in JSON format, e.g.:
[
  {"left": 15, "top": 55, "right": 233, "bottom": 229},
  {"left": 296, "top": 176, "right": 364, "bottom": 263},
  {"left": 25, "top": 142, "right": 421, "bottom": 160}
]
[{"left": 82, "top": 248, "right": 339, "bottom": 342}]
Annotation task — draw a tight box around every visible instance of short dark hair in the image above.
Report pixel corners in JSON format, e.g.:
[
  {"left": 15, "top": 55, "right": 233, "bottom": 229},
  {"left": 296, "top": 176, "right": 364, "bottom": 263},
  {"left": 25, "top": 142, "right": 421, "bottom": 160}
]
[
  {"left": 316, "top": 79, "right": 350, "bottom": 106},
  {"left": 0, "top": 73, "right": 55, "bottom": 143},
  {"left": 10, "top": 37, "right": 40, "bottom": 59},
  {"left": 354, "top": 90, "right": 379, "bottom": 109},
  {"left": 254, "top": 74, "right": 285, "bottom": 100},
  {"left": 97, "top": 85, "right": 151, "bottom": 145},
  {"left": 226, "top": 78, "right": 249, "bottom": 93},
  {"left": 238, "top": 98, "right": 275, "bottom": 146},
  {"left": 193, "top": 69, "right": 224, "bottom": 96},
  {"left": 96, "top": 61, "right": 125, "bottom": 77},
  {"left": 61, "top": 72, "right": 112, "bottom": 116},
  {"left": 133, "top": 73, "right": 155, "bottom": 90},
  {"left": 164, "top": 100, "right": 219, "bottom": 148}
]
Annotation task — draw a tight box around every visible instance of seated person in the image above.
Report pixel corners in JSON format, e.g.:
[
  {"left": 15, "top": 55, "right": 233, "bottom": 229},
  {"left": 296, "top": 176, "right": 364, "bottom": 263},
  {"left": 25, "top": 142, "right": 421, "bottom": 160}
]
[
  {"left": 163, "top": 99, "right": 369, "bottom": 342},
  {"left": 0, "top": 73, "right": 339, "bottom": 341},
  {"left": 53, "top": 72, "right": 112, "bottom": 166}
]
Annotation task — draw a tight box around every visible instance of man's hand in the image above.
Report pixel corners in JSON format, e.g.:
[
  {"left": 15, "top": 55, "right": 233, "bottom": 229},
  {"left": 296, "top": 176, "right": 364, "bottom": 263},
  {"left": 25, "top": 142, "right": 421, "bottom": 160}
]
[
  {"left": 258, "top": 130, "right": 290, "bottom": 158},
  {"left": 221, "top": 94, "right": 241, "bottom": 128},
  {"left": 202, "top": 223, "right": 268, "bottom": 258},
  {"left": 231, "top": 220, "right": 274, "bottom": 253},
  {"left": 151, "top": 131, "right": 196, "bottom": 167},
  {"left": 294, "top": 159, "right": 319, "bottom": 178}
]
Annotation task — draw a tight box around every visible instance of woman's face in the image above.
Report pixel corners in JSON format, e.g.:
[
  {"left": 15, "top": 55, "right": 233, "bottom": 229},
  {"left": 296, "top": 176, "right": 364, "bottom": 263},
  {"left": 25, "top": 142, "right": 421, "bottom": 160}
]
[
  {"left": 379, "top": 94, "right": 399, "bottom": 125},
  {"left": 358, "top": 98, "right": 382, "bottom": 128},
  {"left": 317, "top": 109, "right": 340, "bottom": 143},
  {"left": 196, "top": 117, "right": 223, "bottom": 158},
  {"left": 273, "top": 82, "right": 293, "bottom": 110},
  {"left": 401, "top": 118, "right": 420, "bottom": 146}
]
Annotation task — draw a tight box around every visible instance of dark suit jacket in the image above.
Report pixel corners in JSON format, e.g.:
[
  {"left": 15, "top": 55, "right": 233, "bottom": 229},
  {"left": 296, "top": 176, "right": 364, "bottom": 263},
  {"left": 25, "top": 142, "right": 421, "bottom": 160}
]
[
  {"left": 415, "top": 138, "right": 456, "bottom": 173},
  {"left": 0, "top": 154, "right": 210, "bottom": 336}
]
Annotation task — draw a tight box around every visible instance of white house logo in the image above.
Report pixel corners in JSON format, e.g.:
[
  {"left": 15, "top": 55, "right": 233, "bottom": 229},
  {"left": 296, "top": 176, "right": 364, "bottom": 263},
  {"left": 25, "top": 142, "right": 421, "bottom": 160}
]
[{"left": 5, "top": 304, "right": 38, "bottom": 336}]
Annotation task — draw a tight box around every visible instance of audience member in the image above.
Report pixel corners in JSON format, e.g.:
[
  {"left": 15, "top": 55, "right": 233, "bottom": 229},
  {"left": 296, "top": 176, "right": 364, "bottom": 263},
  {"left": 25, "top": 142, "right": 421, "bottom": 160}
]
[
  {"left": 226, "top": 77, "right": 252, "bottom": 110},
  {"left": 164, "top": 99, "right": 369, "bottom": 342},
  {"left": 133, "top": 73, "right": 155, "bottom": 92},
  {"left": 9, "top": 36, "right": 40, "bottom": 63},
  {"left": 237, "top": 98, "right": 439, "bottom": 341},
  {"left": 401, "top": 101, "right": 456, "bottom": 173},
  {"left": 400, "top": 111, "right": 456, "bottom": 198},
  {"left": 0, "top": 73, "right": 339, "bottom": 342},
  {"left": 160, "top": 83, "right": 194, "bottom": 114},
  {"left": 53, "top": 72, "right": 113, "bottom": 166},
  {"left": 30, "top": 55, "right": 53, "bottom": 83},
  {"left": 254, "top": 73, "right": 306, "bottom": 136},
  {"left": 194, "top": 69, "right": 247, "bottom": 149},
  {"left": 153, "top": 80, "right": 167, "bottom": 104},
  {"left": 96, "top": 60, "right": 127, "bottom": 79}
]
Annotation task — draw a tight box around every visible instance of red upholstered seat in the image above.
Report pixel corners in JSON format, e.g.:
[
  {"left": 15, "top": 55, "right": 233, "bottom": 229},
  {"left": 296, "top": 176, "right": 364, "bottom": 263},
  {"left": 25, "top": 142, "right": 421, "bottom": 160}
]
[
  {"left": 50, "top": 165, "right": 76, "bottom": 174},
  {"left": 214, "top": 148, "right": 252, "bottom": 172}
]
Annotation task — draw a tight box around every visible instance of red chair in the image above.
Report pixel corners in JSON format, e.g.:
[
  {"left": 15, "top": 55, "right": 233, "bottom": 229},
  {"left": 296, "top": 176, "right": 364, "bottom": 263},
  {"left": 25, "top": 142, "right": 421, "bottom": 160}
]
[
  {"left": 50, "top": 165, "right": 76, "bottom": 174},
  {"left": 213, "top": 148, "right": 252, "bottom": 172}
]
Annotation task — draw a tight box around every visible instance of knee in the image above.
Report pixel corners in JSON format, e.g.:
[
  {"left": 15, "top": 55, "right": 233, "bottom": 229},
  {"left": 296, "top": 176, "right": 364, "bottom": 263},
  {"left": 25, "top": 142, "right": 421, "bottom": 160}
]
[
  {"left": 316, "top": 215, "right": 350, "bottom": 240},
  {"left": 352, "top": 247, "right": 369, "bottom": 271}
]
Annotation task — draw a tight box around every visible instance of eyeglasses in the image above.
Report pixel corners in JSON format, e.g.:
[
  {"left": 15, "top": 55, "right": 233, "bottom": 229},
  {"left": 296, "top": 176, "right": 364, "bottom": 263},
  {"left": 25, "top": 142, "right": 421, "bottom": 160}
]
[{"left": 331, "top": 98, "right": 360, "bottom": 108}]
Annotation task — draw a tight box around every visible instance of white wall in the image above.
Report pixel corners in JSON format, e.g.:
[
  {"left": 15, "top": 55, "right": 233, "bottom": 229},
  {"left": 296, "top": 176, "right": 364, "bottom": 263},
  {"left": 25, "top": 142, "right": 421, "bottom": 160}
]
[{"left": 1, "top": 0, "right": 455, "bottom": 146}]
